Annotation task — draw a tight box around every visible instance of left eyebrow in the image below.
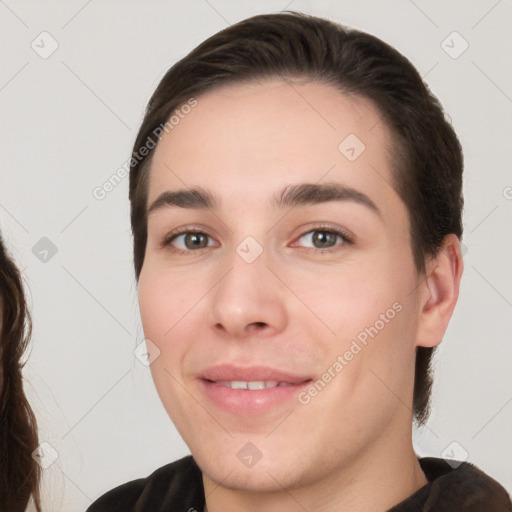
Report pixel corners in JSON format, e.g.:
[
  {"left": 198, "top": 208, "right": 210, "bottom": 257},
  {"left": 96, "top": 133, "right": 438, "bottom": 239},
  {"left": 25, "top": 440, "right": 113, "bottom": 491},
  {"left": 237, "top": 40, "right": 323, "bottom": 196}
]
[
  {"left": 272, "top": 182, "right": 381, "bottom": 217},
  {"left": 146, "top": 182, "right": 381, "bottom": 218}
]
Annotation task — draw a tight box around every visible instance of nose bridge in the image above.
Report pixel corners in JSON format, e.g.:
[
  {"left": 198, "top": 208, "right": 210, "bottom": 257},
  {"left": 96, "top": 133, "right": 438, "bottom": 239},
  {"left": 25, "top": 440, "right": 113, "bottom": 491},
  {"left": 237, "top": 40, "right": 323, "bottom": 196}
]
[{"left": 209, "top": 235, "right": 286, "bottom": 337}]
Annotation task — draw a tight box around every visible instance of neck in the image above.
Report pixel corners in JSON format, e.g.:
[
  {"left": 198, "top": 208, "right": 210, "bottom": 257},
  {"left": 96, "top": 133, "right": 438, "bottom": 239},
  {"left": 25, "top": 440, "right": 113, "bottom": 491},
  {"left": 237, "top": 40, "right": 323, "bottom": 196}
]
[{"left": 203, "top": 425, "right": 427, "bottom": 512}]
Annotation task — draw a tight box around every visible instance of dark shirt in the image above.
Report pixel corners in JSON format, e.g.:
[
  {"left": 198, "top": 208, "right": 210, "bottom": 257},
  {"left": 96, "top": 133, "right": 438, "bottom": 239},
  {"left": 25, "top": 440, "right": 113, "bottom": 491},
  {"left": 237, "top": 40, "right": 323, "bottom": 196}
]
[{"left": 87, "top": 456, "right": 512, "bottom": 511}]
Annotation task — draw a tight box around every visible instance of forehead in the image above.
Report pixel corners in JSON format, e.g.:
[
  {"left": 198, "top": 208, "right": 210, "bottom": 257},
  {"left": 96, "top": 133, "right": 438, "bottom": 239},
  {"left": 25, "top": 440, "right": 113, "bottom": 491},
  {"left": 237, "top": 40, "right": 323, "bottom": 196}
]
[{"left": 148, "top": 78, "right": 400, "bottom": 212}]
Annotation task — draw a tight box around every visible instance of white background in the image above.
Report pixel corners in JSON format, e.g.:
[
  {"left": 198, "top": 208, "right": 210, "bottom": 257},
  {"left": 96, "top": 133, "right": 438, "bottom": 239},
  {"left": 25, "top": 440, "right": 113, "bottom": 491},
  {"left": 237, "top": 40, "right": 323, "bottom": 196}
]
[{"left": 1, "top": 1, "right": 511, "bottom": 510}]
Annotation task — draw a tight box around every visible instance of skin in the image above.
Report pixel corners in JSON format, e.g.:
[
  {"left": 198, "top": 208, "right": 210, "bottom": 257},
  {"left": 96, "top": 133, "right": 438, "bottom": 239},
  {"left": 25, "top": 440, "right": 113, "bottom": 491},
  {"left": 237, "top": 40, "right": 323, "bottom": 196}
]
[{"left": 138, "top": 78, "right": 463, "bottom": 512}]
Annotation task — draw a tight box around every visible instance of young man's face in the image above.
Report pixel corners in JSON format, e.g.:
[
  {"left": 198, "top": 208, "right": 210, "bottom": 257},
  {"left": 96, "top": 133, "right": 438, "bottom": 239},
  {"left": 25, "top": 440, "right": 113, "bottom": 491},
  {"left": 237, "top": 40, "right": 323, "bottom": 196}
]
[{"left": 138, "top": 79, "right": 427, "bottom": 492}]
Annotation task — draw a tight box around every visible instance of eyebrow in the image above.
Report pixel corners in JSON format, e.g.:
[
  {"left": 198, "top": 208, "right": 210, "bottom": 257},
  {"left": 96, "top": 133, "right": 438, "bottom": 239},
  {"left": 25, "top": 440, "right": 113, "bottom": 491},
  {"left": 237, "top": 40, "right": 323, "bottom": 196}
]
[{"left": 147, "top": 182, "right": 380, "bottom": 217}]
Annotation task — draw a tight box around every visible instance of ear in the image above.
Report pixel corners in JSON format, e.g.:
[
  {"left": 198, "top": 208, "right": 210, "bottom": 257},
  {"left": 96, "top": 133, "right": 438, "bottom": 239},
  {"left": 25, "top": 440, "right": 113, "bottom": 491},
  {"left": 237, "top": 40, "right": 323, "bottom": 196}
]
[{"left": 416, "top": 234, "right": 464, "bottom": 348}]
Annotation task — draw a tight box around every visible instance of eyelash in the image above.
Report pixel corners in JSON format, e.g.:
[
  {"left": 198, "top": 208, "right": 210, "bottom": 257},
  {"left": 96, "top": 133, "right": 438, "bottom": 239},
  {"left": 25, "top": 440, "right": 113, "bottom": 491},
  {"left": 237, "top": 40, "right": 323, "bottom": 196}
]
[{"left": 161, "top": 224, "right": 353, "bottom": 256}]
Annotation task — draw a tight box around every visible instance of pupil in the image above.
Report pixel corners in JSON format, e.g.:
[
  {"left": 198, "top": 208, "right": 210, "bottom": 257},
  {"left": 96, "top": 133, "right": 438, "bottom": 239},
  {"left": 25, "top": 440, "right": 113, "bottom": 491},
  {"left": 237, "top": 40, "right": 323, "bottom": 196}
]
[
  {"left": 314, "top": 231, "right": 335, "bottom": 248},
  {"left": 186, "top": 233, "right": 206, "bottom": 249}
]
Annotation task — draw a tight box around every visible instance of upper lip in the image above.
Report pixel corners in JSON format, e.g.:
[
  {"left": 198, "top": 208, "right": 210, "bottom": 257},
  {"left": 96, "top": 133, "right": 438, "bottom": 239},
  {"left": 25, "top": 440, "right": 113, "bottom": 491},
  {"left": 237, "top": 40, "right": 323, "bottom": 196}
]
[{"left": 200, "top": 364, "right": 311, "bottom": 384}]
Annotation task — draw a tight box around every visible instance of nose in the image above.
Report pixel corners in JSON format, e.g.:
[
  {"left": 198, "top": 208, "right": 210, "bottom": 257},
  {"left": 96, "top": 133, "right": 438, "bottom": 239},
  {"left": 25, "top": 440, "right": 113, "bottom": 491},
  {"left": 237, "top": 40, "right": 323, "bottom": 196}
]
[{"left": 208, "top": 247, "right": 287, "bottom": 340}]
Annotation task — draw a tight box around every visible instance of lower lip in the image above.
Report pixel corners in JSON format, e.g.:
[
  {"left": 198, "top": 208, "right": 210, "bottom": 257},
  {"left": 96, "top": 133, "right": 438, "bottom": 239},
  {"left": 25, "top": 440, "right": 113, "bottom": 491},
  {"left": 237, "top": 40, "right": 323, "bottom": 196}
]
[{"left": 199, "top": 380, "right": 310, "bottom": 415}]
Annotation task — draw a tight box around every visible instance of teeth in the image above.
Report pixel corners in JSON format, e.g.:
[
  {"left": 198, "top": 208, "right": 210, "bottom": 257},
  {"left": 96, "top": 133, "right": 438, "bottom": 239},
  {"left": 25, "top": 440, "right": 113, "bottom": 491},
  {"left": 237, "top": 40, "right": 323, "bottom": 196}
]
[{"left": 216, "top": 380, "right": 281, "bottom": 390}]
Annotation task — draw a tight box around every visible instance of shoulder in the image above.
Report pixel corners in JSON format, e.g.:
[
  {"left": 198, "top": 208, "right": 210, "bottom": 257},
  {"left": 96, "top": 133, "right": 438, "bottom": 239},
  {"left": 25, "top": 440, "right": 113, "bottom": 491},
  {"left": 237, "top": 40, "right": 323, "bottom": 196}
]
[
  {"left": 86, "top": 455, "right": 204, "bottom": 512},
  {"left": 419, "top": 457, "right": 512, "bottom": 511}
]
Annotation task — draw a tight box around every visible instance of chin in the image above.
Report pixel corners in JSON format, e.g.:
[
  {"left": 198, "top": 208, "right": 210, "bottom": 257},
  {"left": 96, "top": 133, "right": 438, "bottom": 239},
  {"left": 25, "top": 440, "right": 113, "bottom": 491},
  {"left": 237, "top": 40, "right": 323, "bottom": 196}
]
[
  {"left": 201, "top": 456, "right": 295, "bottom": 492},
  {"left": 194, "top": 441, "right": 316, "bottom": 493}
]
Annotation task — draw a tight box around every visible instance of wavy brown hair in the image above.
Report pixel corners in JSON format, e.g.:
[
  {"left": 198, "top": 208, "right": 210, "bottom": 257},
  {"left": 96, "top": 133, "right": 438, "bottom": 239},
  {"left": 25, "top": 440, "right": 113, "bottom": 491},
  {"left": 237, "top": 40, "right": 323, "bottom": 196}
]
[{"left": 0, "top": 233, "right": 42, "bottom": 511}]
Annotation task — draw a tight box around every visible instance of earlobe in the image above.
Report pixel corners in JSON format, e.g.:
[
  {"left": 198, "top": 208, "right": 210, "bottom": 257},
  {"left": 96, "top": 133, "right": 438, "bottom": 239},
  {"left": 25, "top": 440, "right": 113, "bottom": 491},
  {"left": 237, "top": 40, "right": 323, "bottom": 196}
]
[{"left": 416, "top": 234, "right": 464, "bottom": 348}]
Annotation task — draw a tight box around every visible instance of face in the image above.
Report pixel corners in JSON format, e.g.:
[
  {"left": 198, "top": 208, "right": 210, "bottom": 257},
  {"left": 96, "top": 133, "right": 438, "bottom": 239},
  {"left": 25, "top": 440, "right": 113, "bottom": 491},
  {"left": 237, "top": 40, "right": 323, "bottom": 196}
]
[{"left": 138, "top": 79, "right": 424, "bottom": 492}]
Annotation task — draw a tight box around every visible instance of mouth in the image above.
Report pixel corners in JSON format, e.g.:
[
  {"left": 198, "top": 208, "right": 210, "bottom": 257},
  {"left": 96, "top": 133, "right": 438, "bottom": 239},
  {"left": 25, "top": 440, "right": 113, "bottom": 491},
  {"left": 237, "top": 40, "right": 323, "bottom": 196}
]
[
  {"left": 198, "top": 365, "right": 312, "bottom": 415},
  {"left": 212, "top": 380, "right": 295, "bottom": 390}
]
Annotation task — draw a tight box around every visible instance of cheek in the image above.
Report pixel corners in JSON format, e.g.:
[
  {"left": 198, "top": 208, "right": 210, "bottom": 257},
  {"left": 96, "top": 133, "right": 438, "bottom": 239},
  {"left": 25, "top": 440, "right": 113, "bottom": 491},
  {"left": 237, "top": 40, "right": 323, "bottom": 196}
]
[
  {"left": 138, "top": 269, "right": 196, "bottom": 422},
  {"left": 288, "top": 254, "right": 418, "bottom": 394},
  {"left": 138, "top": 276, "right": 170, "bottom": 341},
  {"left": 138, "top": 269, "right": 188, "bottom": 383},
  {"left": 287, "top": 259, "right": 401, "bottom": 341},
  {"left": 138, "top": 263, "right": 215, "bottom": 390},
  {"left": 138, "top": 264, "right": 201, "bottom": 341}
]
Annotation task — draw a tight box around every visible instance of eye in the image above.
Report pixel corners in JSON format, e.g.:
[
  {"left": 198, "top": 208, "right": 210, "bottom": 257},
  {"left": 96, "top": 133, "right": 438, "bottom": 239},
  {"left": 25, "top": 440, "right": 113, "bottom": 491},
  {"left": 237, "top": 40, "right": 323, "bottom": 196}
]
[
  {"left": 296, "top": 228, "right": 351, "bottom": 251},
  {"left": 162, "top": 226, "right": 352, "bottom": 255},
  {"left": 163, "top": 230, "right": 216, "bottom": 252}
]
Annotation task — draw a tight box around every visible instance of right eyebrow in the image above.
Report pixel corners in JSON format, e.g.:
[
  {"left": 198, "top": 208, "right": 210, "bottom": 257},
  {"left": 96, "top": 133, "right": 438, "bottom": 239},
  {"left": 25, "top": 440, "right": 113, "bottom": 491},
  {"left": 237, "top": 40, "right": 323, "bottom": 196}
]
[{"left": 147, "top": 187, "right": 219, "bottom": 214}]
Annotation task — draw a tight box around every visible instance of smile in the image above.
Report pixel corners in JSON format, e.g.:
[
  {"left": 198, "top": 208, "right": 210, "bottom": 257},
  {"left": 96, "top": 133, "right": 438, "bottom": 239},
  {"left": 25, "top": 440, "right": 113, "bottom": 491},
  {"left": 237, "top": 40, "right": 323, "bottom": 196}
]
[
  {"left": 198, "top": 365, "right": 312, "bottom": 414},
  {"left": 212, "top": 380, "right": 294, "bottom": 390}
]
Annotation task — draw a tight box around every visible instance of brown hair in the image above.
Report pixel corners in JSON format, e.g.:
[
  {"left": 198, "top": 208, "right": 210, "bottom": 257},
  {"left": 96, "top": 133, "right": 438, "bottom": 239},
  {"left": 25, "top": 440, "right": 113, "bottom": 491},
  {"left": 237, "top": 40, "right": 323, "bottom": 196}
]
[
  {"left": 128, "top": 12, "right": 463, "bottom": 424},
  {"left": 0, "top": 233, "right": 42, "bottom": 511}
]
